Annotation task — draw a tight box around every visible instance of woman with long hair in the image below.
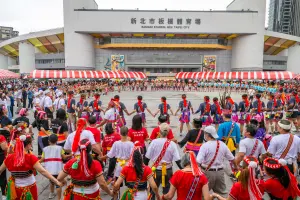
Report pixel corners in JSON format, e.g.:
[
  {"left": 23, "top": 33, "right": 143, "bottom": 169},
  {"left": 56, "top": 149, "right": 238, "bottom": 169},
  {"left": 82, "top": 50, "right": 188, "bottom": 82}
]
[
  {"left": 212, "top": 156, "right": 264, "bottom": 200},
  {"left": 58, "top": 139, "right": 113, "bottom": 199},
  {"left": 178, "top": 118, "right": 204, "bottom": 156},
  {"left": 51, "top": 108, "right": 69, "bottom": 147},
  {"left": 128, "top": 115, "right": 149, "bottom": 154},
  {"left": 263, "top": 158, "right": 300, "bottom": 200},
  {"left": 162, "top": 151, "right": 212, "bottom": 200},
  {"left": 113, "top": 146, "right": 160, "bottom": 200},
  {"left": 0, "top": 135, "right": 62, "bottom": 200}
]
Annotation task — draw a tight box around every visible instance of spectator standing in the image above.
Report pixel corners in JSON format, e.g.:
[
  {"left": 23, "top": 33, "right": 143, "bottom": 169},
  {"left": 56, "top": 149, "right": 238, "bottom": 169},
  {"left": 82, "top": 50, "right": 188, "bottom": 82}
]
[
  {"left": 27, "top": 88, "right": 33, "bottom": 109},
  {"left": 22, "top": 87, "right": 27, "bottom": 108},
  {"left": 9, "top": 91, "right": 14, "bottom": 118}
]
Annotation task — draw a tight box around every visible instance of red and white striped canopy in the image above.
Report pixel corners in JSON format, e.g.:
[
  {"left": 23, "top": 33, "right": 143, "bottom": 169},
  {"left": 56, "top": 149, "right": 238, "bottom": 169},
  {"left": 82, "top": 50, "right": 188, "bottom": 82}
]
[
  {"left": 30, "top": 70, "right": 147, "bottom": 79},
  {"left": 293, "top": 74, "right": 300, "bottom": 80},
  {"left": 0, "top": 69, "right": 19, "bottom": 79},
  {"left": 175, "top": 71, "right": 295, "bottom": 80}
]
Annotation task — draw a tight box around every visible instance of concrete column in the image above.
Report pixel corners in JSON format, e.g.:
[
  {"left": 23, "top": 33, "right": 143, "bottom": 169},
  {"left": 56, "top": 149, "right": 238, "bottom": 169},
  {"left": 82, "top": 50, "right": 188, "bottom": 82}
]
[
  {"left": 287, "top": 43, "right": 300, "bottom": 73},
  {"left": 0, "top": 54, "right": 8, "bottom": 70},
  {"left": 19, "top": 42, "right": 35, "bottom": 73},
  {"left": 227, "top": 0, "right": 266, "bottom": 71},
  {"left": 63, "top": 0, "right": 97, "bottom": 70}
]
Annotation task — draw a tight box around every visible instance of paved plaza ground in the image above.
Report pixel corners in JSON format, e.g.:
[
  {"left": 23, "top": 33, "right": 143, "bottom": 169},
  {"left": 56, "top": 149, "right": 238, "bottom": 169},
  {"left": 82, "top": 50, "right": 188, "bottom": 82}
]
[{"left": 9, "top": 90, "right": 273, "bottom": 199}]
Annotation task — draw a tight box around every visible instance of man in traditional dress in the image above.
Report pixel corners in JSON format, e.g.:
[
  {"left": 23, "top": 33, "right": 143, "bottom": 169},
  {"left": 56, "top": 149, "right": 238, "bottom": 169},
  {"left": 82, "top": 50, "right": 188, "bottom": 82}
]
[
  {"left": 145, "top": 123, "right": 182, "bottom": 200},
  {"left": 197, "top": 126, "right": 237, "bottom": 197}
]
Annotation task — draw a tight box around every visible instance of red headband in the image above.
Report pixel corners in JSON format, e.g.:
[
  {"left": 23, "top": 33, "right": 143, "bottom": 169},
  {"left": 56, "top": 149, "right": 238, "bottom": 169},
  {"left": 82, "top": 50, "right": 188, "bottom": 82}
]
[{"left": 72, "top": 118, "right": 87, "bottom": 153}]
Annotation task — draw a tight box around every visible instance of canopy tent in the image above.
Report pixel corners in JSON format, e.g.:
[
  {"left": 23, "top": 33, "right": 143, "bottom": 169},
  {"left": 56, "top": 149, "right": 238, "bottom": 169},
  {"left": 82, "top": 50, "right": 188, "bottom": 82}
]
[
  {"left": 0, "top": 69, "right": 19, "bottom": 79},
  {"left": 175, "top": 71, "right": 295, "bottom": 80},
  {"left": 293, "top": 74, "right": 300, "bottom": 80},
  {"left": 30, "top": 70, "right": 147, "bottom": 79}
]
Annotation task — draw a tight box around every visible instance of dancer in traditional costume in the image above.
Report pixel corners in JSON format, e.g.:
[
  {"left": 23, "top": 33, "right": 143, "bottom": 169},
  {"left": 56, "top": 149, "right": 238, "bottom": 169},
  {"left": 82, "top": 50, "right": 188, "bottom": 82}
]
[
  {"left": 32, "top": 110, "right": 50, "bottom": 157},
  {"left": 154, "top": 97, "right": 174, "bottom": 124},
  {"left": 265, "top": 94, "right": 276, "bottom": 134},
  {"left": 174, "top": 94, "right": 194, "bottom": 136},
  {"left": 113, "top": 145, "right": 160, "bottom": 200},
  {"left": 263, "top": 158, "right": 300, "bottom": 199},
  {"left": 211, "top": 97, "right": 223, "bottom": 131},
  {"left": 76, "top": 94, "right": 89, "bottom": 120},
  {"left": 89, "top": 93, "right": 103, "bottom": 124},
  {"left": 251, "top": 94, "right": 265, "bottom": 121},
  {"left": 100, "top": 126, "right": 134, "bottom": 188},
  {"left": 225, "top": 96, "right": 238, "bottom": 123},
  {"left": 145, "top": 123, "right": 182, "bottom": 200},
  {"left": 133, "top": 96, "right": 154, "bottom": 127},
  {"left": 195, "top": 96, "right": 212, "bottom": 126},
  {"left": 212, "top": 156, "right": 264, "bottom": 200},
  {"left": 238, "top": 94, "right": 251, "bottom": 134},
  {"left": 162, "top": 151, "right": 212, "bottom": 200},
  {"left": 286, "top": 91, "right": 299, "bottom": 132},
  {"left": 178, "top": 118, "right": 204, "bottom": 156},
  {"left": 58, "top": 139, "right": 113, "bottom": 200},
  {"left": 66, "top": 91, "right": 76, "bottom": 133},
  {"left": 51, "top": 108, "right": 68, "bottom": 147},
  {"left": 0, "top": 135, "right": 62, "bottom": 200},
  {"left": 112, "top": 95, "right": 135, "bottom": 127}
]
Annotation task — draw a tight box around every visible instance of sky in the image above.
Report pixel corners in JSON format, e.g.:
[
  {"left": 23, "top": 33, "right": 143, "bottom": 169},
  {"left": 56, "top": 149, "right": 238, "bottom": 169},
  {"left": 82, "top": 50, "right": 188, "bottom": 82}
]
[{"left": 0, "top": 0, "right": 270, "bottom": 35}]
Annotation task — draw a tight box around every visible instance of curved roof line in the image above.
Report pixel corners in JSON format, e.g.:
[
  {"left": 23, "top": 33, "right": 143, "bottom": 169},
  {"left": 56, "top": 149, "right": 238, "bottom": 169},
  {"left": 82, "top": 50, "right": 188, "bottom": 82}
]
[{"left": 0, "top": 27, "right": 64, "bottom": 49}]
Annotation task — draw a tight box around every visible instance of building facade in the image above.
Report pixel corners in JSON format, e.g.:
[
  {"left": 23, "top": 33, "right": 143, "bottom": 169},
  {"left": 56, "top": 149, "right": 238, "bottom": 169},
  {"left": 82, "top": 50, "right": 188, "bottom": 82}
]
[
  {"left": 0, "top": 26, "right": 19, "bottom": 42},
  {"left": 0, "top": 0, "right": 300, "bottom": 75},
  {"left": 268, "top": 0, "right": 300, "bottom": 37}
]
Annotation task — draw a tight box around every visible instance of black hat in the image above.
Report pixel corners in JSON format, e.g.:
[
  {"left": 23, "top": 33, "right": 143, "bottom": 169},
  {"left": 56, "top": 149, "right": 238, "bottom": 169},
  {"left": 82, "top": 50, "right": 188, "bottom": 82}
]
[{"left": 193, "top": 118, "right": 202, "bottom": 125}]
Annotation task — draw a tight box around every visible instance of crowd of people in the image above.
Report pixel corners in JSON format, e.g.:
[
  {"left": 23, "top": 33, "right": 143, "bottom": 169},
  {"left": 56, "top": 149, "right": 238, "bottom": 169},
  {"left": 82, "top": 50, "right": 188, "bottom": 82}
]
[{"left": 0, "top": 79, "right": 299, "bottom": 200}]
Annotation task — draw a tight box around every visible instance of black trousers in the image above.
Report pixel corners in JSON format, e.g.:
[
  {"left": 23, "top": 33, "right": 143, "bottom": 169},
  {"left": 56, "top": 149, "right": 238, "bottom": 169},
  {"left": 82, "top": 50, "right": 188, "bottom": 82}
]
[
  {"left": 107, "top": 157, "right": 117, "bottom": 178},
  {"left": 150, "top": 168, "right": 173, "bottom": 200},
  {"left": 10, "top": 106, "right": 14, "bottom": 118},
  {"left": 28, "top": 98, "right": 33, "bottom": 109},
  {"left": 22, "top": 98, "right": 27, "bottom": 108}
]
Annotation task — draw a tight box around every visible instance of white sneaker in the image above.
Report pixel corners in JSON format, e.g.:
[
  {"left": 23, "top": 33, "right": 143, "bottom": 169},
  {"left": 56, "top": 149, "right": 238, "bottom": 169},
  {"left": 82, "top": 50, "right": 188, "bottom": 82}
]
[{"left": 48, "top": 193, "right": 55, "bottom": 199}]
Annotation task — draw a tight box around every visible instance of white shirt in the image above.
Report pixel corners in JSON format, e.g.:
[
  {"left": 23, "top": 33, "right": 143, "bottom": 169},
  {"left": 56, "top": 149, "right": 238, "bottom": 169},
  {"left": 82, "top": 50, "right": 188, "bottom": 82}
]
[
  {"left": 197, "top": 140, "right": 234, "bottom": 168},
  {"left": 17, "top": 90, "right": 22, "bottom": 99},
  {"left": 43, "top": 96, "right": 53, "bottom": 109},
  {"left": 145, "top": 138, "right": 181, "bottom": 169},
  {"left": 267, "top": 133, "right": 300, "bottom": 163},
  {"left": 239, "top": 138, "right": 266, "bottom": 158},
  {"left": 107, "top": 141, "right": 134, "bottom": 177},
  {"left": 54, "top": 98, "right": 66, "bottom": 110},
  {"left": 64, "top": 130, "right": 96, "bottom": 155},
  {"left": 39, "top": 95, "right": 45, "bottom": 108},
  {"left": 104, "top": 108, "right": 119, "bottom": 121}
]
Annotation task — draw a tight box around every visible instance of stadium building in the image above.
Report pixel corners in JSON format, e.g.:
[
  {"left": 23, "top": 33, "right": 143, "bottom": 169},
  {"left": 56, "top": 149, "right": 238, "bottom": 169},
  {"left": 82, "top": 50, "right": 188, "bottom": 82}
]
[{"left": 0, "top": 0, "right": 300, "bottom": 77}]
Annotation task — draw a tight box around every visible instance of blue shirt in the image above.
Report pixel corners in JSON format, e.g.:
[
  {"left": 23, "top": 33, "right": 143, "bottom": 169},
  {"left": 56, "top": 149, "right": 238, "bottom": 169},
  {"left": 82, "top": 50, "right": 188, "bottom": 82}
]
[
  {"left": 217, "top": 121, "right": 241, "bottom": 144},
  {"left": 27, "top": 91, "right": 33, "bottom": 99}
]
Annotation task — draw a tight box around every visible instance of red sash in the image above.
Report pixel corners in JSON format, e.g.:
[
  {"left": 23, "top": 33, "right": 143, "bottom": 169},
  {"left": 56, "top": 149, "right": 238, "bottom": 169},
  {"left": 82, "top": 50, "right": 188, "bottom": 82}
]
[
  {"left": 205, "top": 141, "right": 220, "bottom": 171},
  {"left": 249, "top": 139, "right": 259, "bottom": 157},
  {"left": 152, "top": 140, "right": 171, "bottom": 168}
]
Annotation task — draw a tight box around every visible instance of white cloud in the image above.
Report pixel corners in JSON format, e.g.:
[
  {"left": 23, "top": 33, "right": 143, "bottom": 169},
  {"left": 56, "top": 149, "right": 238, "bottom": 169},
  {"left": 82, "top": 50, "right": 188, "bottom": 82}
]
[{"left": 0, "top": 0, "right": 270, "bottom": 34}]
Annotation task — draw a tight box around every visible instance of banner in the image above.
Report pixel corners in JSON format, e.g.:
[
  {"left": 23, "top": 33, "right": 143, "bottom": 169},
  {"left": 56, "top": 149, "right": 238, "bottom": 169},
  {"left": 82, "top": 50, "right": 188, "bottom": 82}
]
[
  {"left": 203, "top": 55, "right": 216, "bottom": 72},
  {"left": 111, "top": 55, "right": 125, "bottom": 71}
]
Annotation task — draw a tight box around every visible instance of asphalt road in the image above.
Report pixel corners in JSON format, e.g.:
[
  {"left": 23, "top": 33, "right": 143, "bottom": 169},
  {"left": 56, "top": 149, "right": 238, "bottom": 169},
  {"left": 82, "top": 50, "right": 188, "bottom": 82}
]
[{"left": 6, "top": 89, "right": 276, "bottom": 199}]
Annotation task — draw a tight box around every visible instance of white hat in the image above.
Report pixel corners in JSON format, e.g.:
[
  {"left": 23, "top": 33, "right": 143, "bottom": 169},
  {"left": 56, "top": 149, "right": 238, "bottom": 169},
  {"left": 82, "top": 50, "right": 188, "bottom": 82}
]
[
  {"left": 56, "top": 91, "right": 63, "bottom": 97},
  {"left": 39, "top": 90, "right": 43, "bottom": 95},
  {"left": 44, "top": 90, "right": 50, "bottom": 95},
  {"left": 34, "top": 92, "right": 39, "bottom": 97},
  {"left": 204, "top": 126, "right": 218, "bottom": 139}
]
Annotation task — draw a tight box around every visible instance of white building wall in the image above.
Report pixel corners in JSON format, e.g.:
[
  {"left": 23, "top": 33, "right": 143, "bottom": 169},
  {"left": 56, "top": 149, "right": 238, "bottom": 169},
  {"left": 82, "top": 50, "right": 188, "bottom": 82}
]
[
  {"left": 63, "top": 0, "right": 97, "bottom": 69},
  {"left": 287, "top": 43, "right": 300, "bottom": 73},
  {"left": 0, "top": 54, "right": 8, "bottom": 69},
  {"left": 228, "top": 0, "right": 266, "bottom": 71},
  {"left": 19, "top": 42, "right": 35, "bottom": 73},
  {"left": 7, "top": 57, "right": 16, "bottom": 66}
]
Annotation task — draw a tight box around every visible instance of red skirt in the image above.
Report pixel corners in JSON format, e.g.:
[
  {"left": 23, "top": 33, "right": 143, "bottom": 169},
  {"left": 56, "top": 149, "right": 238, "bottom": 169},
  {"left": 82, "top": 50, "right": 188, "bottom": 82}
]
[{"left": 15, "top": 183, "right": 38, "bottom": 200}]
